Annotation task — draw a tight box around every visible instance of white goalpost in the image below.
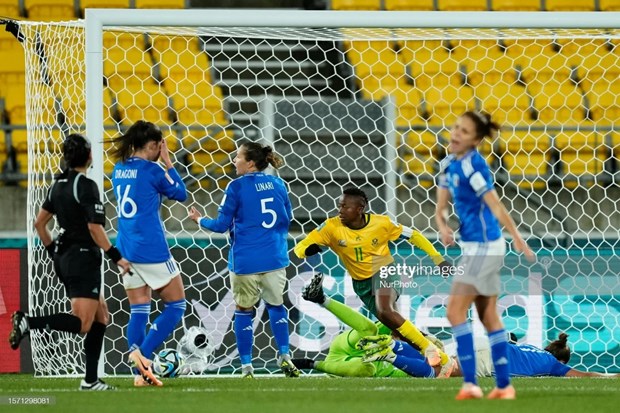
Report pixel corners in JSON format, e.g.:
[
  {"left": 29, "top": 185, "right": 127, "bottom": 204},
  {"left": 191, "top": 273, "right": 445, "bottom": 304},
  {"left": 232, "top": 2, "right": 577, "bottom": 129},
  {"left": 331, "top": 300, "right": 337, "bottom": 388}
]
[{"left": 18, "top": 9, "right": 620, "bottom": 376}]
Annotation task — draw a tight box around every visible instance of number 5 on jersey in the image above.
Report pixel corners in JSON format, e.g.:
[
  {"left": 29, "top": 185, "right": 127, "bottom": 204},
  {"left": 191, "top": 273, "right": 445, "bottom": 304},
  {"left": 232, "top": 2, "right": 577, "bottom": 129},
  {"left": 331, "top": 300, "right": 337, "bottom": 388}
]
[{"left": 261, "top": 197, "right": 277, "bottom": 229}]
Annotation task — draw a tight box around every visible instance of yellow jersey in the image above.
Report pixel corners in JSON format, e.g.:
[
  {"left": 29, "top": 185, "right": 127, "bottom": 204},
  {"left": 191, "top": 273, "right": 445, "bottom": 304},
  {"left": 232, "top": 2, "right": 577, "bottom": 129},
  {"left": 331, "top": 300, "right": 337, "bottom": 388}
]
[{"left": 294, "top": 214, "right": 403, "bottom": 281}]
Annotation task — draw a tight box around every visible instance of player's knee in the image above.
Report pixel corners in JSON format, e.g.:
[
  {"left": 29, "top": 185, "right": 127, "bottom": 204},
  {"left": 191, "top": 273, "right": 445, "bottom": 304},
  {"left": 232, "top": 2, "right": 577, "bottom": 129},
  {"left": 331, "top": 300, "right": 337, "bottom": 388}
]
[
  {"left": 79, "top": 317, "right": 94, "bottom": 334},
  {"left": 355, "top": 363, "right": 376, "bottom": 377}
]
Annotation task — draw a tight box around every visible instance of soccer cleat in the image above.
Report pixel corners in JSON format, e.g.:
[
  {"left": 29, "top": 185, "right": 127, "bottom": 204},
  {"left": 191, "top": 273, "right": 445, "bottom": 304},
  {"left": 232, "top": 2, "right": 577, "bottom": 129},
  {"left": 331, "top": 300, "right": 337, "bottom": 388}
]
[
  {"left": 241, "top": 365, "right": 255, "bottom": 379},
  {"left": 487, "top": 385, "right": 516, "bottom": 400},
  {"left": 128, "top": 349, "right": 163, "bottom": 387},
  {"left": 455, "top": 383, "right": 484, "bottom": 400},
  {"left": 424, "top": 344, "right": 441, "bottom": 367},
  {"left": 362, "top": 346, "right": 396, "bottom": 363},
  {"left": 8, "top": 311, "right": 30, "bottom": 350},
  {"left": 290, "top": 358, "right": 315, "bottom": 370},
  {"left": 79, "top": 379, "right": 116, "bottom": 391},
  {"left": 437, "top": 357, "right": 456, "bottom": 379},
  {"left": 302, "top": 272, "right": 325, "bottom": 304},
  {"left": 355, "top": 334, "right": 393, "bottom": 352},
  {"left": 278, "top": 355, "right": 301, "bottom": 378}
]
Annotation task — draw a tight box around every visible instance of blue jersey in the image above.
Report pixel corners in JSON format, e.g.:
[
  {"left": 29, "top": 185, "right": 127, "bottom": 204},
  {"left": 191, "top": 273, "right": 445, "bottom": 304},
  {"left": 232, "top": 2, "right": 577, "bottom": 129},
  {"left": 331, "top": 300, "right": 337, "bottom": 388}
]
[
  {"left": 508, "top": 344, "right": 571, "bottom": 377},
  {"left": 439, "top": 150, "right": 501, "bottom": 242},
  {"left": 112, "top": 157, "right": 187, "bottom": 263},
  {"left": 199, "top": 172, "right": 292, "bottom": 275}
]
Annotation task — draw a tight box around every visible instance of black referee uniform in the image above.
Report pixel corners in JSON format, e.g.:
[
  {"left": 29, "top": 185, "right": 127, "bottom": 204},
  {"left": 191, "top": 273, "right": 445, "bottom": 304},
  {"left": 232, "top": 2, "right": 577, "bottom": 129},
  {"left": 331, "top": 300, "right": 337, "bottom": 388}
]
[{"left": 43, "top": 169, "right": 107, "bottom": 300}]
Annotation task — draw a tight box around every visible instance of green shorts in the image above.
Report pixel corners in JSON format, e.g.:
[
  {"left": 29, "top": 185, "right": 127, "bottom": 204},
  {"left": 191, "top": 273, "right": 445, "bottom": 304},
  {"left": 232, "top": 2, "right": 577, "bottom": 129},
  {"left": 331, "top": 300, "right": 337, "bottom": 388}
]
[{"left": 352, "top": 272, "right": 402, "bottom": 319}]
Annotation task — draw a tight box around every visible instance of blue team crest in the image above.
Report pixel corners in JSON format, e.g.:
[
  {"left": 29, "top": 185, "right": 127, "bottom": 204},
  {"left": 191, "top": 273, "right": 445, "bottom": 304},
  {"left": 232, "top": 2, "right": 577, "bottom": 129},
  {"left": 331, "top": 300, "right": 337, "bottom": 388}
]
[{"left": 450, "top": 174, "right": 459, "bottom": 187}]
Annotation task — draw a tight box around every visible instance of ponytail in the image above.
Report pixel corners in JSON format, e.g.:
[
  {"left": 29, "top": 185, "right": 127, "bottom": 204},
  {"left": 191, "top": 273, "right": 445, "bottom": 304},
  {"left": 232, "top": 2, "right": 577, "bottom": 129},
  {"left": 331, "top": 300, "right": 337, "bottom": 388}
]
[
  {"left": 108, "top": 120, "right": 163, "bottom": 162},
  {"left": 463, "top": 111, "right": 500, "bottom": 140},
  {"left": 241, "top": 141, "right": 284, "bottom": 171},
  {"left": 544, "top": 333, "right": 571, "bottom": 364}
]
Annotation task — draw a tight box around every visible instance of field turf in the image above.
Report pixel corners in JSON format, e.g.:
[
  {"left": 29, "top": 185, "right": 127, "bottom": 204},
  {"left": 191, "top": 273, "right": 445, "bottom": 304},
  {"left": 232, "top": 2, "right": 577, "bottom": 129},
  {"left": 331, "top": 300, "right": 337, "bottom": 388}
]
[{"left": 1, "top": 374, "right": 618, "bottom": 413}]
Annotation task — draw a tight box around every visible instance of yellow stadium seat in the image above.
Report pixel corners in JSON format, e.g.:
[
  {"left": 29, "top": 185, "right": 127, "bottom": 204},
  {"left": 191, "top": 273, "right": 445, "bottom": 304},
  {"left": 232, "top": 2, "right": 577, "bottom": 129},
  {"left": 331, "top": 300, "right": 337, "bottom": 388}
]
[
  {"left": 451, "top": 39, "right": 505, "bottom": 61},
  {"left": 467, "top": 53, "right": 516, "bottom": 86},
  {"left": 423, "top": 84, "right": 475, "bottom": 125},
  {"left": 578, "top": 48, "right": 620, "bottom": 88},
  {"left": 439, "top": 0, "right": 487, "bottom": 10},
  {"left": 25, "top": 0, "right": 75, "bottom": 20},
  {"left": 546, "top": 0, "right": 594, "bottom": 11},
  {"left": 553, "top": 131, "right": 604, "bottom": 186},
  {"left": 135, "top": 0, "right": 185, "bottom": 8},
  {"left": 503, "top": 131, "right": 551, "bottom": 188},
  {"left": 401, "top": 130, "right": 439, "bottom": 187},
  {"left": 116, "top": 82, "right": 171, "bottom": 124},
  {"left": 0, "top": 129, "right": 5, "bottom": 152},
  {"left": 155, "top": 37, "right": 212, "bottom": 84},
  {"left": 184, "top": 129, "right": 235, "bottom": 153},
  {"left": 9, "top": 129, "right": 28, "bottom": 153},
  {"left": 588, "top": 78, "right": 620, "bottom": 122},
  {"left": 0, "top": 49, "right": 25, "bottom": 94},
  {"left": 520, "top": 51, "right": 573, "bottom": 88},
  {"left": 385, "top": 0, "right": 434, "bottom": 10},
  {"left": 81, "top": 0, "right": 129, "bottom": 12},
  {"left": 0, "top": 0, "right": 20, "bottom": 17},
  {"left": 600, "top": 0, "right": 620, "bottom": 10},
  {"left": 410, "top": 53, "right": 462, "bottom": 90},
  {"left": 532, "top": 81, "right": 585, "bottom": 124},
  {"left": 397, "top": 39, "right": 449, "bottom": 65},
  {"left": 476, "top": 82, "right": 532, "bottom": 124},
  {"left": 393, "top": 87, "right": 423, "bottom": 127},
  {"left": 332, "top": 0, "right": 380, "bottom": 10},
  {"left": 4, "top": 83, "right": 26, "bottom": 124},
  {"left": 504, "top": 39, "right": 554, "bottom": 58},
  {"left": 168, "top": 79, "right": 226, "bottom": 126},
  {"left": 492, "top": 0, "right": 541, "bottom": 10}
]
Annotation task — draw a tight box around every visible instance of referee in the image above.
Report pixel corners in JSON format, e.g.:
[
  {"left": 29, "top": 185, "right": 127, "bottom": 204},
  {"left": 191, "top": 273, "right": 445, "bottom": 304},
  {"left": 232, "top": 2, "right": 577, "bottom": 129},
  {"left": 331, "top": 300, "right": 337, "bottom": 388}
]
[{"left": 8, "top": 134, "right": 131, "bottom": 390}]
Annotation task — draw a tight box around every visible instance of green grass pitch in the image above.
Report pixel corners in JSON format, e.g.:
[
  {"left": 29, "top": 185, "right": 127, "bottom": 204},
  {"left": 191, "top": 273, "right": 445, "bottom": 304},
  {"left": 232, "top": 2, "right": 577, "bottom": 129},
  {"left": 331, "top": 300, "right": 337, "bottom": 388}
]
[{"left": 1, "top": 374, "right": 618, "bottom": 413}]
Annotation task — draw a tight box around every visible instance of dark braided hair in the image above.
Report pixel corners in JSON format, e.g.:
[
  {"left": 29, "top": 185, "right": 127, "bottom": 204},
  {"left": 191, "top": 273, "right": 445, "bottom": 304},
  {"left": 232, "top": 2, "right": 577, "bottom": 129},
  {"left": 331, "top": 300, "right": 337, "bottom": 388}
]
[
  {"left": 462, "top": 111, "right": 501, "bottom": 140},
  {"left": 545, "top": 333, "right": 571, "bottom": 364}
]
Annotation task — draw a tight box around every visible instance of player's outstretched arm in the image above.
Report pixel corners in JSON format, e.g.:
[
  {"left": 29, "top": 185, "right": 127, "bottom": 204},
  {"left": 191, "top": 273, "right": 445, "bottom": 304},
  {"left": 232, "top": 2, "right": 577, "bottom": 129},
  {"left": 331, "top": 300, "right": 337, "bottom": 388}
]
[
  {"left": 434, "top": 187, "right": 455, "bottom": 247},
  {"left": 565, "top": 369, "right": 620, "bottom": 378},
  {"left": 482, "top": 189, "right": 535, "bottom": 262}
]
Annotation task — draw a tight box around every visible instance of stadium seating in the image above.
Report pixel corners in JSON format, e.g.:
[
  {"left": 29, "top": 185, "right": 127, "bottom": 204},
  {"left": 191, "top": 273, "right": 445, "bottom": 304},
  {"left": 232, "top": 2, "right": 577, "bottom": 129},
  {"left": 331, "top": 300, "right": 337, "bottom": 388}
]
[
  {"left": 385, "top": 0, "right": 434, "bottom": 10},
  {"left": 135, "top": 0, "right": 185, "bottom": 8},
  {"left": 0, "top": 0, "right": 20, "bottom": 18},
  {"left": 438, "top": 0, "right": 488, "bottom": 11},
  {"left": 492, "top": 0, "right": 541, "bottom": 10},
  {"left": 553, "top": 130, "right": 605, "bottom": 186},
  {"left": 587, "top": 78, "right": 620, "bottom": 122},
  {"left": 24, "top": 0, "right": 75, "bottom": 20},
  {"left": 546, "top": 0, "right": 595, "bottom": 11},
  {"left": 331, "top": 0, "right": 380, "bottom": 10},
  {"left": 475, "top": 82, "right": 532, "bottom": 124},
  {"left": 169, "top": 79, "right": 226, "bottom": 126},
  {"left": 600, "top": 0, "right": 620, "bottom": 10},
  {"left": 80, "top": 0, "right": 130, "bottom": 13},
  {"left": 401, "top": 130, "right": 439, "bottom": 186},
  {"left": 502, "top": 130, "right": 551, "bottom": 188},
  {"left": 423, "top": 84, "right": 475, "bottom": 125},
  {"left": 392, "top": 87, "right": 422, "bottom": 127}
]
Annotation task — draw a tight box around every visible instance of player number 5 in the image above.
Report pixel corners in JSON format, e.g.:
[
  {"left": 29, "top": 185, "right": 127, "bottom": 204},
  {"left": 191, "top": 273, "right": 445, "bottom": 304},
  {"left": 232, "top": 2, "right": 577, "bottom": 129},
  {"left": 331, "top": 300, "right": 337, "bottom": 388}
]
[{"left": 261, "top": 197, "right": 277, "bottom": 229}]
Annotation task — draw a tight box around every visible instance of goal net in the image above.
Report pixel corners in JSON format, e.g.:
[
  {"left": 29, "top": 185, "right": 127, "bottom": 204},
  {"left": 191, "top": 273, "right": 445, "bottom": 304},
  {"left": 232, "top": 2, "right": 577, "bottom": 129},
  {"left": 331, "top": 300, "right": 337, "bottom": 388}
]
[{"left": 17, "top": 10, "right": 620, "bottom": 376}]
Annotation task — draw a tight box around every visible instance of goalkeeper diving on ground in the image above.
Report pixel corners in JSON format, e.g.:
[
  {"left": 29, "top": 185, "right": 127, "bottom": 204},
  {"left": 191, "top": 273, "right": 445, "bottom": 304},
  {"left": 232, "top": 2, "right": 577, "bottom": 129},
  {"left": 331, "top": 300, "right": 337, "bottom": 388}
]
[{"left": 292, "top": 273, "right": 620, "bottom": 379}]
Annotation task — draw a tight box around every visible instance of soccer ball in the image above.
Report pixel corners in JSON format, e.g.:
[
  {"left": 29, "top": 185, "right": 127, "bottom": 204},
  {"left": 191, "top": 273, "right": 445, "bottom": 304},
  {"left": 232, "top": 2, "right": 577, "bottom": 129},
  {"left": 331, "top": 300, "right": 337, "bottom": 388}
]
[{"left": 153, "top": 348, "right": 184, "bottom": 378}]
